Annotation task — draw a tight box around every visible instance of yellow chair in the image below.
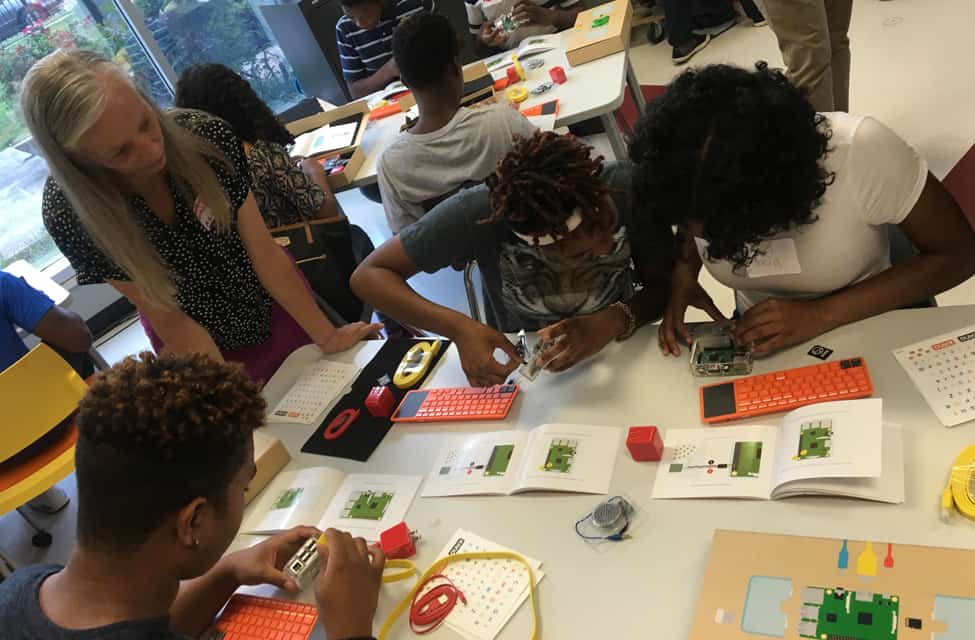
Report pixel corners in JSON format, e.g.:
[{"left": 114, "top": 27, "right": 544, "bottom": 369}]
[{"left": 0, "top": 344, "right": 87, "bottom": 547}]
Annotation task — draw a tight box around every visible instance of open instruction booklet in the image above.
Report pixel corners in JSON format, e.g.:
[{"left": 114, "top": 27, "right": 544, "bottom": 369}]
[
  {"left": 422, "top": 423, "right": 622, "bottom": 497},
  {"left": 241, "top": 468, "right": 421, "bottom": 541},
  {"left": 651, "top": 399, "right": 905, "bottom": 503}
]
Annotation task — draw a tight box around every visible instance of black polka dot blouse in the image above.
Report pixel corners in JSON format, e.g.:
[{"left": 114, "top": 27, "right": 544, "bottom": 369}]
[{"left": 42, "top": 110, "right": 275, "bottom": 351}]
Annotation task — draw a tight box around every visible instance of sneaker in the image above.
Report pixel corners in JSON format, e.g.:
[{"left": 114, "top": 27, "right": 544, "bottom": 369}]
[
  {"left": 26, "top": 487, "right": 70, "bottom": 515},
  {"left": 672, "top": 33, "right": 711, "bottom": 65}
]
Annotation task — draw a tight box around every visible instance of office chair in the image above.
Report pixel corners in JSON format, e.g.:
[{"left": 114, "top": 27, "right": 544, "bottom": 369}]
[{"left": 0, "top": 344, "right": 87, "bottom": 548}]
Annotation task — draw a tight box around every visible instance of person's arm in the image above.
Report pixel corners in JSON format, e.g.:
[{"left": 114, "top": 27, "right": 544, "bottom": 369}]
[
  {"left": 32, "top": 306, "right": 92, "bottom": 353},
  {"left": 298, "top": 158, "right": 342, "bottom": 219},
  {"left": 236, "top": 193, "right": 381, "bottom": 353},
  {"left": 658, "top": 226, "right": 728, "bottom": 356},
  {"left": 350, "top": 237, "right": 519, "bottom": 386},
  {"left": 170, "top": 527, "right": 317, "bottom": 637},
  {"left": 0, "top": 273, "right": 92, "bottom": 353},
  {"left": 512, "top": 0, "right": 581, "bottom": 31},
  {"left": 734, "top": 175, "right": 975, "bottom": 353},
  {"left": 313, "top": 529, "right": 385, "bottom": 640},
  {"left": 110, "top": 280, "right": 223, "bottom": 361},
  {"left": 347, "top": 57, "right": 400, "bottom": 99}
]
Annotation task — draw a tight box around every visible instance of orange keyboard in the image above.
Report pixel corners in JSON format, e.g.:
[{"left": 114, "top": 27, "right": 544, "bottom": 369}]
[
  {"left": 391, "top": 384, "right": 519, "bottom": 423},
  {"left": 207, "top": 594, "right": 318, "bottom": 640},
  {"left": 700, "top": 357, "right": 873, "bottom": 424}
]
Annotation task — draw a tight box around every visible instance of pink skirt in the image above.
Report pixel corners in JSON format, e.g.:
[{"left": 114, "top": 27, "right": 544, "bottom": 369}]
[{"left": 140, "top": 303, "right": 312, "bottom": 386}]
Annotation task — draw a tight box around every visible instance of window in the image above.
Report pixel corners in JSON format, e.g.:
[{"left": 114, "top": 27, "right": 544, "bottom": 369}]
[
  {"left": 0, "top": 0, "right": 303, "bottom": 275},
  {"left": 134, "top": 0, "right": 303, "bottom": 112}
]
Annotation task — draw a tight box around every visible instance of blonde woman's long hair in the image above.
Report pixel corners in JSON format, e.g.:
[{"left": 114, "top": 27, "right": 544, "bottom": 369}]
[{"left": 21, "top": 50, "right": 234, "bottom": 310}]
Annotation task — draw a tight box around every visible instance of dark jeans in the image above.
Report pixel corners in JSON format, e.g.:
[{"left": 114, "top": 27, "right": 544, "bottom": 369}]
[{"left": 661, "top": 0, "right": 738, "bottom": 47}]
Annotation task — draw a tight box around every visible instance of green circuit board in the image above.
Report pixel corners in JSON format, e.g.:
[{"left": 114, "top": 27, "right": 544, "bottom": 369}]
[
  {"left": 542, "top": 439, "right": 577, "bottom": 473},
  {"left": 797, "top": 419, "right": 834, "bottom": 460},
  {"left": 344, "top": 491, "right": 394, "bottom": 520},
  {"left": 798, "top": 586, "right": 899, "bottom": 640}
]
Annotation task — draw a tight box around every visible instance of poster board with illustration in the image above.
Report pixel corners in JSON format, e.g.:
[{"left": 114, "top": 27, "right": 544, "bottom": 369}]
[{"left": 691, "top": 530, "right": 975, "bottom": 640}]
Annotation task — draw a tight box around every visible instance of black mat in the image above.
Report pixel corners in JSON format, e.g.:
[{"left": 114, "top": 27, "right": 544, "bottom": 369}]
[{"left": 300, "top": 338, "right": 450, "bottom": 461}]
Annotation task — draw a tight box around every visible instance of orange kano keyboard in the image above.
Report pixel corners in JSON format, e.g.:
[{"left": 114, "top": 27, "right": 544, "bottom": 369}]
[
  {"left": 206, "top": 594, "right": 319, "bottom": 640},
  {"left": 700, "top": 357, "right": 873, "bottom": 424},
  {"left": 391, "top": 384, "right": 519, "bottom": 423}
]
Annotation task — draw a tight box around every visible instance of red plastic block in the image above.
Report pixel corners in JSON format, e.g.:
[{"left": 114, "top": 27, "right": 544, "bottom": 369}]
[
  {"left": 626, "top": 426, "right": 663, "bottom": 462},
  {"left": 379, "top": 521, "right": 416, "bottom": 559},
  {"left": 365, "top": 385, "right": 396, "bottom": 418},
  {"left": 549, "top": 66, "right": 567, "bottom": 84},
  {"left": 506, "top": 66, "right": 520, "bottom": 85}
]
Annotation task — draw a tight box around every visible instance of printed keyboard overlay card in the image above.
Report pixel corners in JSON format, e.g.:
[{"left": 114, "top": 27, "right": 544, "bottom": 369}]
[
  {"left": 270, "top": 360, "right": 360, "bottom": 424},
  {"left": 427, "top": 529, "right": 544, "bottom": 640},
  {"left": 893, "top": 324, "right": 975, "bottom": 427}
]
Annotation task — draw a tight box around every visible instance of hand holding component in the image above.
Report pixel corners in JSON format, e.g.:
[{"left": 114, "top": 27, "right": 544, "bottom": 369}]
[
  {"left": 226, "top": 525, "right": 320, "bottom": 592},
  {"left": 314, "top": 529, "right": 385, "bottom": 640},
  {"left": 732, "top": 298, "right": 830, "bottom": 356},
  {"left": 658, "top": 271, "right": 727, "bottom": 356},
  {"left": 512, "top": 0, "right": 554, "bottom": 26},
  {"left": 454, "top": 322, "right": 520, "bottom": 387},
  {"left": 536, "top": 305, "right": 624, "bottom": 372}
]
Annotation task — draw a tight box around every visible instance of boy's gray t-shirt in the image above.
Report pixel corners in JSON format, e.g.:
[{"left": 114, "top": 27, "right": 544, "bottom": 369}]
[
  {"left": 399, "top": 161, "right": 675, "bottom": 332},
  {"left": 0, "top": 564, "right": 185, "bottom": 639}
]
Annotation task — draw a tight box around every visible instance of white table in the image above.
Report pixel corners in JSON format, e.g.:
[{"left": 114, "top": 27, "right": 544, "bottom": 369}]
[
  {"left": 249, "top": 306, "right": 975, "bottom": 639},
  {"left": 344, "top": 32, "right": 640, "bottom": 190}
]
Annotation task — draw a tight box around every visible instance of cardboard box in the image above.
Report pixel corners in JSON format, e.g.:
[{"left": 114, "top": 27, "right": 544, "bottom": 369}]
[
  {"left": 565, "top": 0, "right": 632, "bottom": 67},
  {"left": 285, "top": 99, "right": 370, "bottom": 190},
  {"left": 246, "top": 429, "right": 291, "bottom": 506}
]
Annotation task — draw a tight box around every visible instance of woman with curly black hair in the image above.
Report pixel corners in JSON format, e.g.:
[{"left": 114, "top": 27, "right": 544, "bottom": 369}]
[
  {"left": 631, "top": 63, "right": 975, "bottom": 356},
  {"left": 175, "top": 63, "right": 340, "bottom": 228}
]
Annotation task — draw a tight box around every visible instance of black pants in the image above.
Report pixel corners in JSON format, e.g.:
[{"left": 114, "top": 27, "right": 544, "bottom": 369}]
[{"left": 661, "top": 0, "right": 739, "bottom": 47}]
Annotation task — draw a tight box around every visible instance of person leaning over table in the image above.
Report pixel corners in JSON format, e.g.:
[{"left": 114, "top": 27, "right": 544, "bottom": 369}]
[
  {"left": 352, "top": 130, "right": 675, "bottom": 387},
  {"left": 0, "top": 352, "right": 384, "bottom": 640},
  {"left": 629, "top": 62, "right": 975, "bottom": 358},
  {"left": 173, "top": 63, "right": 342, "bottom": 229},
  {"left": 21, "top": 50, "right": 380, "bottom": 384}
]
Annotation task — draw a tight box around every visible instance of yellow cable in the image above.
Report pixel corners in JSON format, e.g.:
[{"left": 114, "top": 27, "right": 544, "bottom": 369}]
[
  {"left": 382, "top": 559, "right": 417, "bottom": 584},
  {"left": 943, "top": 446, "right": 975, "bottom": 522},
  {"left": 314, "top": 533, "right": 417, "bottom": 584},
  {"left": 377, "top": 551, "right": 539, "bottom": 640}
]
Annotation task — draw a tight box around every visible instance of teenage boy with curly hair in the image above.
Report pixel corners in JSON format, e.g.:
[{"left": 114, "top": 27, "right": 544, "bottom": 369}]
[{"left": 0, "top": 353, "right": 383, "bottom": 640}]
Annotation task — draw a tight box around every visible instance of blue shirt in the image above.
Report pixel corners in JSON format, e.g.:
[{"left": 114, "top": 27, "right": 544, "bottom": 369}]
[
  {"left": 335, "top": 0, "right": 434, "bottom": 83},
  {"left": 0, "top": 272, "right": 55, "bottom": 371}
]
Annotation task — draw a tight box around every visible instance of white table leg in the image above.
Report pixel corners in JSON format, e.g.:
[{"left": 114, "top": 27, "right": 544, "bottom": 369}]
[
  {"left": 600, "top": 112, "right": 628, "bottom": 160},
  {"left": 626, "top": 58, "right": 646, "bottom": 116}
]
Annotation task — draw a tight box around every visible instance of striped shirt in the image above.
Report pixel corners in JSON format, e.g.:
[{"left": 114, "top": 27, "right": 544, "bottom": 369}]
[
  {"left": 465, "top": 0, "right": 578, "bottom": 48},
  {"left": 336, "top": 0, "right": 434, "bottom": 83}
]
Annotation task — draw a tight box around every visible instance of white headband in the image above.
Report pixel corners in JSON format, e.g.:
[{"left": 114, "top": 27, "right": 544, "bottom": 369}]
[{"left": 510, "top": 210, "right": 583, "bottom": 246}]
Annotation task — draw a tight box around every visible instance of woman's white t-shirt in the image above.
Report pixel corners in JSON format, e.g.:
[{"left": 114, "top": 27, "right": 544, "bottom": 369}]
[{"left": 695, "top": 112, "right": 929, "bottom": 312}]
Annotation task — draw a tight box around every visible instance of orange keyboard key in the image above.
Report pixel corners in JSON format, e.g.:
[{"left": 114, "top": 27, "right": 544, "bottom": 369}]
[
  {"left": 206, "top": 594, "right": 319, "bottom": 640},
  {"left": 700, "top": 357, "right": 874, "bottom": 424}
]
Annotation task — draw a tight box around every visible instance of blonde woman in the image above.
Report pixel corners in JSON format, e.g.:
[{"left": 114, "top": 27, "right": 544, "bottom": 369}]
[{"left": 22, "top": 50, "right": 380, "bottom": 383}]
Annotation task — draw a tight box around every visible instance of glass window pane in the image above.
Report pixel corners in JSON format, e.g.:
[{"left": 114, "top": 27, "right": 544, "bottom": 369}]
[
  {"left": 0, "top": 0, "right": 169, "bottom": 271},
  {"left": 135, "top": 0, "right": 303, "bottom": 112}
]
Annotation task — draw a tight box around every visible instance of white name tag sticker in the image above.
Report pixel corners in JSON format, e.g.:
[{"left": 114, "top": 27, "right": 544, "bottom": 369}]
[{"left": 746, "top": 238, "right": 802, "bottom": 278}]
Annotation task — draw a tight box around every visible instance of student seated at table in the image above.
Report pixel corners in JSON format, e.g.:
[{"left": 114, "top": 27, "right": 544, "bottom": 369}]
[
  {"left": 0, "top": 352, "right": 384, "bottom": 640},
  {"left": 354, "top": 131, "right": 674, "bottom": 386},
  {"left": 337, "top": 0, "right": 433, "bottom": 99},
  {"left": 22, "top": 50, "right": 380, "bottom": 385},
  {"left": 630, "top": 63, "right": 975, "bottom": 357},
  {"left": 468, "top": 0, "right": 581, "bottom": 53},
  {"left": 174, "top": 63, "right": 342, "bottom": 229},
  {"left": 1, "top": 272, "right": 91, "bottom": 515},
  {"left": 377, "top": 13, "right": 535, "bottom": 233}
]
